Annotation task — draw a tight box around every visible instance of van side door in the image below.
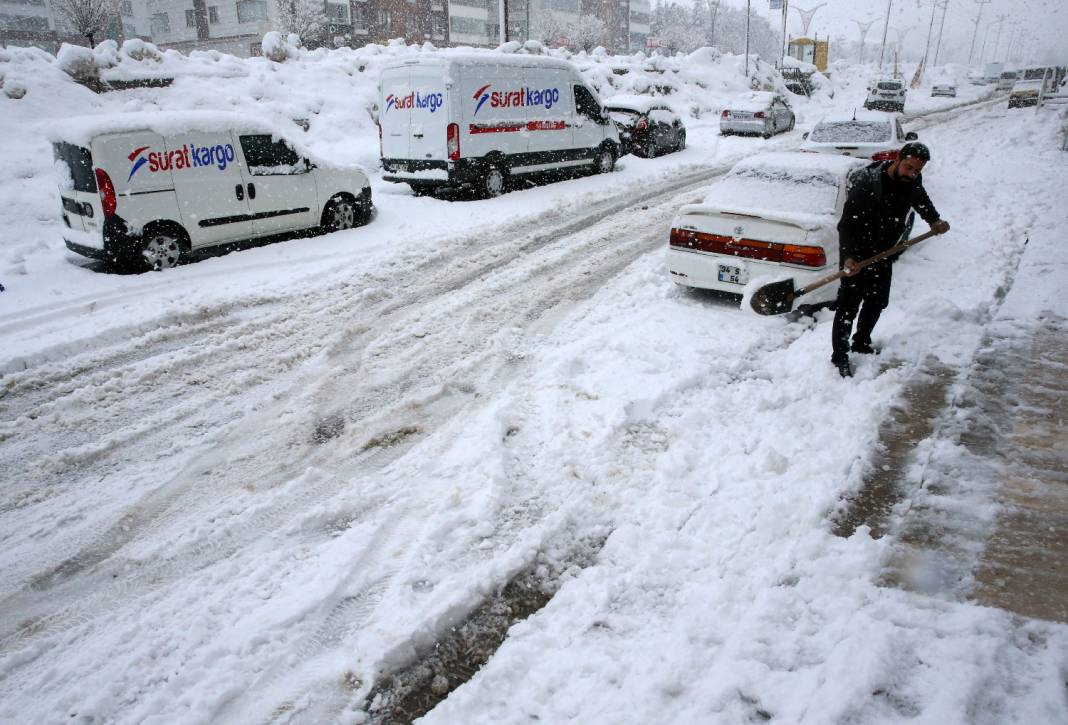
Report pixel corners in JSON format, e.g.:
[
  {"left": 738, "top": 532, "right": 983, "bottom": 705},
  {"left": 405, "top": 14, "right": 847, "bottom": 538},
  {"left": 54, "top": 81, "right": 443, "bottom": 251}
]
[
  {"left": 165, "top": 131, "right": 253, "bottom": 248},
  {"left": 519, "top": 67, "right": 571, "bottom": 165},
  {"left": 235, "top": 133, "right": 319, "bottom": 237}
]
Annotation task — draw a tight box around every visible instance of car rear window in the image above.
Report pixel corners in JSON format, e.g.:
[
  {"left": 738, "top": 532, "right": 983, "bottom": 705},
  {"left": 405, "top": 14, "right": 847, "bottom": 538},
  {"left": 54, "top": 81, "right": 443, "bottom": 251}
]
[
  {"left": 810, "top": 121, "right": 892, "bottom": 143},
  {"left": 52, "top": 142, "right": 96, "bottom": 194},
  {"left": 714, "top": 167, "right": 841, "bottom": 216},
  {"left": 877, "top": 81, "right": 903, "bottom": 90},
  {"left": 607, "top": 108, "right": 640, "bottom": 125}
]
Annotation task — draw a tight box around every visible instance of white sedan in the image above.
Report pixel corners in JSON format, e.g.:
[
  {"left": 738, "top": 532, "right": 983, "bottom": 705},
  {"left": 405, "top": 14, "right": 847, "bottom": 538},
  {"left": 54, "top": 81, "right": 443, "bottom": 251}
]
[
  {"left": 799, "top": 111, "right": 918, "bottom": 161},
  {"left": 667, "top": 152, "right": 866, "bottom": 309}
]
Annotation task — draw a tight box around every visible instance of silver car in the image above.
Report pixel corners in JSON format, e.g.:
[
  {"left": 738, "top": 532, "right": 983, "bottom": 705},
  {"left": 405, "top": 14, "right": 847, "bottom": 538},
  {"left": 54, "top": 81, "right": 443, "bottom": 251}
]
[
  {"left": 719, "top": 92, "right": 796, "bottom": 139},
  {"left": 931, "top": 83, "right": 957, "bottom": 97}
]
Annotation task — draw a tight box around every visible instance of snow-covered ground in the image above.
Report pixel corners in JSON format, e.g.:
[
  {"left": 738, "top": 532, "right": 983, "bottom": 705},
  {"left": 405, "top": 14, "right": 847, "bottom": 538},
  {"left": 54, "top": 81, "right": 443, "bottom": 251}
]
[{"left": 1, "top": 41, "right": 1065, "bottom": 724}]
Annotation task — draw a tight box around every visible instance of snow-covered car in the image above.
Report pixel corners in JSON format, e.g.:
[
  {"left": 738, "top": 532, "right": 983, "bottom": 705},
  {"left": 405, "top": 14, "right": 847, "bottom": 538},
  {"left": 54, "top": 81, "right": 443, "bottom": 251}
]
[
  {"left": 800, "top": 111, "right": 918, "bottom": 161},
  {"left": 996, "top": 70, "right": 1020, "bottom": 92},
  {"left": 1008, "top": 79, "right": 1045, "bottom": 108},
  {"left": 864, "top": 78, "right": 906, "bottom": 112},
  {"left": 719, "top": 92, "right": 795, "bottom": 138},
  {"left": 50, "top": 112, "right": 372, "bottom": 271},
  {"left": 667, "top": 152, "right": 866, "bottom": 308},
  {"left": 605, "top": 96, "right": 686, "bottom": 158},
  {"left": 931, "top": 83, "right": 957, "bottom": 97}
]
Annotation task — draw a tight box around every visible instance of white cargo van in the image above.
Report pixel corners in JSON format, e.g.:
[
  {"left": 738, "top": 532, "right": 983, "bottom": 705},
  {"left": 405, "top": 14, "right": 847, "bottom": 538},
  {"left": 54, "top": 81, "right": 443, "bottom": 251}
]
[
  {"left": 50, "top": 112, "right": 372, "bottom": 271},
  {"left": 378, "top": 54, "right": 620, "bottom": 197}
]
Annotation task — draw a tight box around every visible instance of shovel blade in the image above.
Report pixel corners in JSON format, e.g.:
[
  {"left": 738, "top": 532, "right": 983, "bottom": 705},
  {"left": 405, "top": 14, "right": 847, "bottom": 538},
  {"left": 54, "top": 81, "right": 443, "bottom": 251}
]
[{"left": 749, "top": 278, "right": 798, "bottom": 316}]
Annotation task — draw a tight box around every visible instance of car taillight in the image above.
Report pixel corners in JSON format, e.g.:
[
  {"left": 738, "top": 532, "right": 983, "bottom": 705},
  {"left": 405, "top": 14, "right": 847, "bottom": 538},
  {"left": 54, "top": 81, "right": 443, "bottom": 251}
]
[
  {"left": 871, "top": 149, "right": 899, "bottom": 161},
  {"left": 669, "top": 228, "right": 826, "bottom": 268},
  {"left": 721, "top": 110, "right": 730, "bottom": 118},
  {"left": 447, "top": 123, "right": 460, "bottom": 161},
  {"left": 635, "top": 116, "right": 649, "bottom": 131},
  {"left": 753, "top": 111, "right": 765, "bottom": 119},
  {"left": 94, "top": 168, "right": 116, "bottom": 217}
]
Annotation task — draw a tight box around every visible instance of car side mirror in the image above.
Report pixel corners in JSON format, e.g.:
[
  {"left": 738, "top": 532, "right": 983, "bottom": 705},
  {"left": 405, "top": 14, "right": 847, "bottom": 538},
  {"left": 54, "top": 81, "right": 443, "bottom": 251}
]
[
  {"left": 905, "top": 132, "right": 918, "bottom": 141},
  {"left": 802, "top": 132, "right": 809, "bottom": 140}
]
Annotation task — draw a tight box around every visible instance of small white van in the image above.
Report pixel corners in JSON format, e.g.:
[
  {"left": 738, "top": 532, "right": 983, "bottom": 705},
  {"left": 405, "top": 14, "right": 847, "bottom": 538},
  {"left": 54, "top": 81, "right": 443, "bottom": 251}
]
[
  {"left": 50, "top": 112, "right": 372, "bottom": 271},
  {"left": 864, "top": 78, "right": 906, "bottom": 112},
  {"left": 378, "top": 53, "right": 620, "bottom": 197}
]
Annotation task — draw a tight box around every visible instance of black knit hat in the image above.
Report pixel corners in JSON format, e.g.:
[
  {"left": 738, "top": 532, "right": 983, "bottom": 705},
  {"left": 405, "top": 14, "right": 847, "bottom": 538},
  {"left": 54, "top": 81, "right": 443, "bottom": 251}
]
[{"left": 899, "top": 141, "right": 931, "bottom": 162}]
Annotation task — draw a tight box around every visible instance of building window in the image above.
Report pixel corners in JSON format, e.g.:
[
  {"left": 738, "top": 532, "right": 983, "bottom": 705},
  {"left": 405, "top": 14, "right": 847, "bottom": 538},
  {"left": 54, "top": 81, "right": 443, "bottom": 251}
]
[
  {"left": 120, "top": 0, "right": 133, "bottom": 16},
  {"left": 236, "top": 0, "right": 267, "bottom": 23},
  {"left": 325, "top": 2, "right": 349, "bottom": 23},
  {"left": 209, "top": 5, "right": 219, "bottom": 22},
  {"left": 0, "top": 13, "right": 50, "bottom": 30},
  {"left": 449, "top": 16, "right": 487, "bottom": 35},
  {"left": 150, "top": 12, "right": 170, "bottom": 34},
  {"left": 378, "top": 8, "right": 392, "bottom": 33},
  {"left": 185, "top": 9, "right": 196, "bottom": 27}
]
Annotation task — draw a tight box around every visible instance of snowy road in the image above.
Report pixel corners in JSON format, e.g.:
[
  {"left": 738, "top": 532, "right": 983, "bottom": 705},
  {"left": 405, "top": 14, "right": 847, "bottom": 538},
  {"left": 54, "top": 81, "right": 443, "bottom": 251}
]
[{"left": 2, "top": 67, "right": 1067, "bottom": 724}]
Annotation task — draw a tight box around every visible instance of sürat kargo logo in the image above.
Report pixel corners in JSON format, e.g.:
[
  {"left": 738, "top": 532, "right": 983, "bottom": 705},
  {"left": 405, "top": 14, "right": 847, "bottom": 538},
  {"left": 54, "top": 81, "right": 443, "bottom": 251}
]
[
  {"left": 472, "top": 84, "right": 561, "bottom": 115},
  {"left": 128, "top": 143, "right": 236, "bottom": 181},
  {"left": 385, "top": 91, "right": 444, "bottom": 113}
]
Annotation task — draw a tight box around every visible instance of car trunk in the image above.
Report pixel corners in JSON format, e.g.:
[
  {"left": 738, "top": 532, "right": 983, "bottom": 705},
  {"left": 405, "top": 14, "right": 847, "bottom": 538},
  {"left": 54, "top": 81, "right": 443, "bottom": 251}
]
[
  {"left": 53, "top": 141, "right": 102, "bottom": 237},
  {"left": 671, "top": 207, "right": 827, "bottom": 271}
]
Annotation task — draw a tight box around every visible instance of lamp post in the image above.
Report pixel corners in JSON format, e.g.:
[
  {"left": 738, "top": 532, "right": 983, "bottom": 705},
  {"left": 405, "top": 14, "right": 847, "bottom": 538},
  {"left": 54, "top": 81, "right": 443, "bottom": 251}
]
[
  {"left": 854, "top": 18, "right": 875, "bottom": 64},
  {"left": 966, "top": 0, "right": 991, "bottom": 65},
  {"left": 933, "top": 0, "right": 950, "bottom": 65},
  {"left": 877, "top": 0, "right": 892, "bottom": 69}
]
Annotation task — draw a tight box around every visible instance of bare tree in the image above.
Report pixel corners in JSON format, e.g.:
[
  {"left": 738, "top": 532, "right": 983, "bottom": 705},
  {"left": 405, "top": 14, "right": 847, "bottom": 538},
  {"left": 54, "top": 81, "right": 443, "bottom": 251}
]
[
  {"left": 570, "top": 15, "right": 606, "bottom": 52},
  {"left": 531, "top": 12, "right": 569, "bottom": 47},
  {"left": 51, "top": 0, "right": 121, "bottom": 47},
  {"left": 275, "top": 0, "right": 329, "bottom": 45}
]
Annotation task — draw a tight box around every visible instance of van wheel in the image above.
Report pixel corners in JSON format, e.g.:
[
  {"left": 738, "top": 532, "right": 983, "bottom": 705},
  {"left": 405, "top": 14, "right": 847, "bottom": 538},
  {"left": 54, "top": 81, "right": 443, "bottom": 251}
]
[
  {"left": 596, "top": 145, "right": 616, "bottom": 173},
  {"left": 480, "top": 166, "right": 507, "bottom": 198},
  {"left": 675, "top": 129, "right": 687, "bottom": 151},
  {"left": 140, "top": 229, "right": 184, "bottom": 271},
  {"left": 323, "top": 195, "right": 358, "bottom": 231}
]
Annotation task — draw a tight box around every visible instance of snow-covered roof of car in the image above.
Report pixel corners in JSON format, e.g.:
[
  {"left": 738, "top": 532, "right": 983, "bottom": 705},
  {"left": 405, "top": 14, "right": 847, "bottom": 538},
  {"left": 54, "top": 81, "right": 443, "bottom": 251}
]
[
  {"left": 48, "top": 111, "right": 290, "bottom": 147},
  {"left": 604, "top": 95, "right": 669, "bottom": 113},
  {"left": 730, "top": 151, "right": 865, "bottom": 178},
  {"left": 726, "top": 91, "right": 779, "bottom": 111},
  {"left": 681, "top": 152, "right": 866, "bottom": 231},
  {"left": 814, "top": 110, "right": 896, "bottom": 124},
  {"left": 380, "top": 51, "right": 575, "bottom": 73}
]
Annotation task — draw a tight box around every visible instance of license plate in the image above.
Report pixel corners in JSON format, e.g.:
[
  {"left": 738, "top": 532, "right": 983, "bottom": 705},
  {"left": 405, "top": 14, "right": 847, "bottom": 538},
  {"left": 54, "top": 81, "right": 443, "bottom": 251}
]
[{"left": 718, "top": 264, "right": 747, "bottom": 285}]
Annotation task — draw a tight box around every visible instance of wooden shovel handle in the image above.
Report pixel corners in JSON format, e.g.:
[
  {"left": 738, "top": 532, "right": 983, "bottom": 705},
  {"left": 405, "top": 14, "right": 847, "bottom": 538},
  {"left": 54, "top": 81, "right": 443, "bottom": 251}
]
[{"left": 796, "top": 229, "right": 940, "bottom": 298}]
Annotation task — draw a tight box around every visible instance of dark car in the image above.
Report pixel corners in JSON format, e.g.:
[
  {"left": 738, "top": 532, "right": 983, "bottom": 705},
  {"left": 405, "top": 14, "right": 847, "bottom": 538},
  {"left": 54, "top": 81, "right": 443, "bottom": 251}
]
[{"left": 605, "top": 96, "right": 686, "bottom": 158}]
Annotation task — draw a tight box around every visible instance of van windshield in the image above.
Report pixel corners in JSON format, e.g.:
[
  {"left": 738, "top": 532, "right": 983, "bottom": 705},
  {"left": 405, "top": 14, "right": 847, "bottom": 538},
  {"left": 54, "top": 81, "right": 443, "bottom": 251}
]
[
  {"left": 53, "top": 142, "right": 96, "bottom": 194},
  {"left": 810, "top": 121, "right": 891, "bottom": 143}
]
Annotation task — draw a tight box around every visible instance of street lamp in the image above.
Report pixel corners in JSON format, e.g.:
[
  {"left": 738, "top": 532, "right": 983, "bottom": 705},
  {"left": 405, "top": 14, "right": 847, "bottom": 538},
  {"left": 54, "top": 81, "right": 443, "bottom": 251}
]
[
  {"left": 877, "top": 0, "right": 892, "bottom": 69},
  {"left": 854, "top": 18, "right": 876, "bottom": 64}
]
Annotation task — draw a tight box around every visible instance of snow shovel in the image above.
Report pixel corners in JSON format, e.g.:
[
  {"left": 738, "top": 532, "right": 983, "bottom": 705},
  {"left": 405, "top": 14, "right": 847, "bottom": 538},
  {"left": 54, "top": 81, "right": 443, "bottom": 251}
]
[{"left": 749, "top": 229, "right": 940, "bottom": 316}]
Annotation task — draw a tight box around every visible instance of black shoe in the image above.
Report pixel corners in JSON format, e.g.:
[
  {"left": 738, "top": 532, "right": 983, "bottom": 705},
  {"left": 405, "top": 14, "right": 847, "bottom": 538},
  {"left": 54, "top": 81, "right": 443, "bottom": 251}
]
[
  {"left": 850, "top": 341, "right": 881, "bottom": 355},
  {"left": 833, "top": 359, "right": 853, "bottom": 378}
]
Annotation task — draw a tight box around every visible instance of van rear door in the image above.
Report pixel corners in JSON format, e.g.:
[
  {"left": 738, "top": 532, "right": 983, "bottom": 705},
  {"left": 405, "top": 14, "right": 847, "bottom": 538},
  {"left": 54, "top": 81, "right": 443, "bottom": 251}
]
[
  {"left": 53, "top": 141, "right": 96, "bottom": 235},
  {"left": 380, "top": 66, "right": 413, "bottom": 161},
  {"left": 408, "top": 67, "right": 448, "bottom": 162}
]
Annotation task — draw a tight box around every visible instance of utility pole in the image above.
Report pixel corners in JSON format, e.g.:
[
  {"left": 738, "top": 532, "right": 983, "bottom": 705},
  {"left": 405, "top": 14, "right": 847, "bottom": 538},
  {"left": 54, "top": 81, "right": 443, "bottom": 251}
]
[
  {"left": 966, "top": 0, "right": 991, "bottom": 65},
  {"left": 780, "top": 0, "right": 789, "bottom": 69},
  {"left": 877, "top": 0, "right": 892, "bottom": 69},
  {"left": 709, "top": 0, "right": 721, "bottom": 49},
  {"left": 744, "top": 0, "right": 751, "bottom": 78},
  {"left": 499, "top": 0, "right": 507, "bottom": 44},
  {"left": 922, "top": 0, "right": 939, "bottom": 65},
  {"left": 854, "top": 18, "right": 875, "bottom": 64},
  {"left": 933, "top": 0, "right": 949, "bottom": 65},
  {"left": 978, "top": 20, "right": 993, "bottom": 63}
]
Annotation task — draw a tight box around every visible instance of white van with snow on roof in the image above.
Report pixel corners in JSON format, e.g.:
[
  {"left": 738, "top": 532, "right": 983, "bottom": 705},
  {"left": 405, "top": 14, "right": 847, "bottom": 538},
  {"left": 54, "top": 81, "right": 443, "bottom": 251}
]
[
  {"left": 378, "top": 54, "right": 620, "bottom": 197},
  {"left": 50, "top": 112, "right": 372, "bottom": 271}
]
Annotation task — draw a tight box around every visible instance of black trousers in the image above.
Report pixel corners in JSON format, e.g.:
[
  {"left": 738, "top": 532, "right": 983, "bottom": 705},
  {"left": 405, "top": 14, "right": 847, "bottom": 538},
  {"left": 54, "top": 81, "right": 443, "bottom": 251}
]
[{"left": 831, "top": 261, "right": 893, "bottom": 362}]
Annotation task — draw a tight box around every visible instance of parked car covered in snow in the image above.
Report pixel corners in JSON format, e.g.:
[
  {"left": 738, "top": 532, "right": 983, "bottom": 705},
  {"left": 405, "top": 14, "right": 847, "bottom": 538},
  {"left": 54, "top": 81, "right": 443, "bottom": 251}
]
[
  {"left": 864, "top": 78, "right": 906, "bottom": 112},
  {"left": 50, "top": 112, "right": 372, "bottom": 271},
  {"left": 605, "top": 95, "right": 686, "bottom": 158},
  {"left": 1008, "top": 79, "right": 1045, "bottom": 108},
  {"left": 378, "top": 54, "right": 620, "bottom": 198},
  {"left": 996, "top": 70, "right": 1020, "bottom": 92},
  {"left": 930, "top": 83, "right": 957, "bottom": 97},
  {"left": 719, "top": 91, "right": 795, "bottom": 138},
  {"left": 667, "top": 152, "right": 866, "bottom": 309},
  {"left": 800, "top": 111, "right": 918, "bottom": 161}
]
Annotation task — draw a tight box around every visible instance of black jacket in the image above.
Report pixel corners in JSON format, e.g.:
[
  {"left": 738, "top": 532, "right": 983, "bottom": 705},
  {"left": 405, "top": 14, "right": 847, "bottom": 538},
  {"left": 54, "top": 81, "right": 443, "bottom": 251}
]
[{"left": 837, "top": 160, "right": 940, "bottom": 264}]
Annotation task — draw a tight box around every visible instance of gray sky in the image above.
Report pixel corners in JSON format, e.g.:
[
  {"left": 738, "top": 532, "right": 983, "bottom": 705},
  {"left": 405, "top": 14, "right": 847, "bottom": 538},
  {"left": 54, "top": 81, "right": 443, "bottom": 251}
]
[{"left": 710, "top": 0, "right": 1068, "bottom": 66}]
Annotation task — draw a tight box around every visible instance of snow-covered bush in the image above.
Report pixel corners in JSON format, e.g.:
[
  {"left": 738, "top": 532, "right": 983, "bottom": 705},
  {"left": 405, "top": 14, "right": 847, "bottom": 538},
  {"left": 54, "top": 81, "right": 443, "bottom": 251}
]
[
  {"left": 122, "top": 39, "right": 162, "bottom": 62},
  {"left": 56, "top": 43, "right": 99, "bottom": 85}
]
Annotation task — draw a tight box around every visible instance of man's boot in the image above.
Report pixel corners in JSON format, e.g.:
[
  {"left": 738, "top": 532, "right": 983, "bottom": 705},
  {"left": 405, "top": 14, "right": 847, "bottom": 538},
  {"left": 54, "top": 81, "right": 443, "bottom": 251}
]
[
  {"left": 832, "top": 357, "right": 853, "bottom": 378},
  {"left": 850, "top": 341, "right": 881, "bottom": 355}
]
